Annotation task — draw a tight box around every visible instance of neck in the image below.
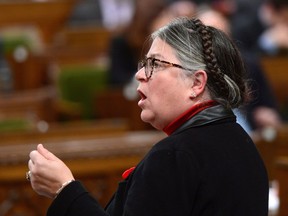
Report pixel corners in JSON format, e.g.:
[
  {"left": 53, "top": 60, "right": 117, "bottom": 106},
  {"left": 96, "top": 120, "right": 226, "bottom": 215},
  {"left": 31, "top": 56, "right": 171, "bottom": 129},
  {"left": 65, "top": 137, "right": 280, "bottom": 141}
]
[{"left": 163, "top": 100, "right": 218, "bottom": 135}]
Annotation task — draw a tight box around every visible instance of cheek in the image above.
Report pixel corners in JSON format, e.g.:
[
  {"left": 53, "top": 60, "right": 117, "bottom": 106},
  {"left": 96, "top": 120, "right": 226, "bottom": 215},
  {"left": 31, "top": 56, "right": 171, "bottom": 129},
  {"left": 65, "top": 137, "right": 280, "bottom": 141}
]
[
  {"left": 149, "top": 81, "right": 168, "bottom": 106},
  {"left": 149, "top": 81, "right": 181, "bottom": 114},
  {"left": 143, "top": 75, "right": 190, "bottom": 128},
  {"left": 141, "top": 82, "right": 169, "bottom": 121}
]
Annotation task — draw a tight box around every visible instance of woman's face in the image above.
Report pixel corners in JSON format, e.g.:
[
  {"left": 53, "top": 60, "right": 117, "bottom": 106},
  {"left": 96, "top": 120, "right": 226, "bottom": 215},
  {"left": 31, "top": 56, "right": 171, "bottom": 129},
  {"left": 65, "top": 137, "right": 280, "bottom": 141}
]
[{"left": 135, "top": 37, "right": 195, "bottom": 130}]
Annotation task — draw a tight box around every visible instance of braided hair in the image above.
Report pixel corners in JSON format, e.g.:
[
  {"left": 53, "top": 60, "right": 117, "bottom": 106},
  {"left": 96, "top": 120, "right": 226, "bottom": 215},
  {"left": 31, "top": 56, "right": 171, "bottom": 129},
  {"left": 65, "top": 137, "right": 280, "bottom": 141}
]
[{"left": 151, "top": 17, "right": 250, "bottom": 109}]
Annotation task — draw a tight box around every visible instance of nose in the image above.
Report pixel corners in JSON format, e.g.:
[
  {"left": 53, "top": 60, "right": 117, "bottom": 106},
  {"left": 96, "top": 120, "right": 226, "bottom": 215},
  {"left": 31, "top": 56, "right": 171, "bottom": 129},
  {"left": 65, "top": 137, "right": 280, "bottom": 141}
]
[{"left": 135, "top": 67, "right": 146, "bottom": 82}]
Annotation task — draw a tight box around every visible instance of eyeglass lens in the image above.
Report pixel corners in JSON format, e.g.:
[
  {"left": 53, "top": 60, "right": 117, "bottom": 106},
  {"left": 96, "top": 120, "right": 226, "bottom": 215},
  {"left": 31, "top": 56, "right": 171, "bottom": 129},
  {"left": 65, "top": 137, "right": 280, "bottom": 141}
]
[{"left": 138, "top": 58, "right": 153, "bottom": 80}]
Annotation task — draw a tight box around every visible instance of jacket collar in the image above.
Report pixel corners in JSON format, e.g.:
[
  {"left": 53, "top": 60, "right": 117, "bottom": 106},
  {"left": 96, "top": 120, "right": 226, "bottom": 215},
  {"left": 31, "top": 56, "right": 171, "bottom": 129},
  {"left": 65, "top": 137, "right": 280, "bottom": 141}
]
[{"left": 172, "top": 104, "right": 236, "bottom": 135}]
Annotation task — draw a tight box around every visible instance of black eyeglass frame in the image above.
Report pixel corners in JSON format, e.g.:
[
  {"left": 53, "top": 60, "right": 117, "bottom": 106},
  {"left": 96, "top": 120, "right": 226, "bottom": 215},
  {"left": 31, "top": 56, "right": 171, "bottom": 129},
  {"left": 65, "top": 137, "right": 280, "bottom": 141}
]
[{"left": 138, "top": 57, "right": 192, "bottom": 80}]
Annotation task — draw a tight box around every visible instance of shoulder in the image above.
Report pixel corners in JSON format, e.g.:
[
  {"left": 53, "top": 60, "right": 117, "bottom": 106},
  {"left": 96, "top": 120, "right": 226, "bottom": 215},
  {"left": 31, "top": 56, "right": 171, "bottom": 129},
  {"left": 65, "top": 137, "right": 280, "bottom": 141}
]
[{"left": 138, "top": 135, "right": 200, "bottom": 175}]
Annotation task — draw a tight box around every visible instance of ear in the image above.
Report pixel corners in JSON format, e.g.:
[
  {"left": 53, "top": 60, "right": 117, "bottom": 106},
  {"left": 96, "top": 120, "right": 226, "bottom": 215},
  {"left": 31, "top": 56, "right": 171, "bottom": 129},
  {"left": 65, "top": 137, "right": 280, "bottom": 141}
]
[{"left": 190, "top": 70, "right": 208, "bottom": 98}]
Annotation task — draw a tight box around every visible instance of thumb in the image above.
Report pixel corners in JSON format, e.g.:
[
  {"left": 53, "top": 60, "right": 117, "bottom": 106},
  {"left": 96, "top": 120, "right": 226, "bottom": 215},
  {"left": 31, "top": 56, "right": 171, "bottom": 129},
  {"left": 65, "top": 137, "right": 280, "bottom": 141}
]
[{"left": 37, "top": 144, "right": 58, "bottom": 161}]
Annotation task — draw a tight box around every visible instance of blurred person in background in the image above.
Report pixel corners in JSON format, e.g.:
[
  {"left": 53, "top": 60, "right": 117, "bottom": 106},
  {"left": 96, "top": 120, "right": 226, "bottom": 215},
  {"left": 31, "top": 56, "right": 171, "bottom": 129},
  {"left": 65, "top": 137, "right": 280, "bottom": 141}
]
[
  {"left": 257, "top": 0, "right": 288, "bottom": 56},
  {"left": 150, "top": 0, "right": 197, "bottom": 31},
  {"left": 68, "top": 0, "right": 102, "bottom": 26},
  {"left": 68, "top": 0, "right": 134, "bottom": 29},
  {"left": 98, "top": 0, "right": 134, "bottom": 31},
  {"left": 230, "top": 0, "right": 265, "bottom": 55},
  {"left": 230, "top": 0, "right": 288, "bottom": 56}
]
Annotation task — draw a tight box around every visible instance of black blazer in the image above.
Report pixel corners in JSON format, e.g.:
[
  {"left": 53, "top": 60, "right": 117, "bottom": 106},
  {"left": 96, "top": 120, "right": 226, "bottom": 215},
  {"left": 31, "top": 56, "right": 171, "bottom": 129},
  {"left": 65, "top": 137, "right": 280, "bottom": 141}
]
[{"left": 47, "top": 105, "right": 269, "bottom": 216}]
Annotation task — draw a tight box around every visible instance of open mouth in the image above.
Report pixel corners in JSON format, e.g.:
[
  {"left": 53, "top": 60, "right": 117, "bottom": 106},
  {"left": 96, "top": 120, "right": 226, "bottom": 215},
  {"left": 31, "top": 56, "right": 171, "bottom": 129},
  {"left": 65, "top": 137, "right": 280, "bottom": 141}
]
[
  {"left": 137, "top": 90, "right": 147, "bottom": 106},
  {"left": 137, "top": 90, "right": 146, "bottom": 100}
]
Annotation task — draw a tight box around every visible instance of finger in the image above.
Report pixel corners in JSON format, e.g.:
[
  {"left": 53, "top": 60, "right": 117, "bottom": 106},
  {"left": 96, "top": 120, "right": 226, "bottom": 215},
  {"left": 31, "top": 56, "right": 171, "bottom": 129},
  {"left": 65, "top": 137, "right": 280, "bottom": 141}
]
[
  {"left": 29, "top": 149, "right": 45, "bottom": 162},
  {"left": 37, "top": 144, "right": 58, "bottom": 161},
  {"left": 28, "top": 159, "right": 34, "bottom": 171}
]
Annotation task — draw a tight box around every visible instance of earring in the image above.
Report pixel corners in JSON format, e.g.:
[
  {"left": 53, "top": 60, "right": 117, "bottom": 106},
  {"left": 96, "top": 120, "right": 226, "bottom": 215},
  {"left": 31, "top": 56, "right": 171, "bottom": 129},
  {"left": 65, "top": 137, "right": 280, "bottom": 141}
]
[{"left": 190, "top": 91, "right": 197, "bottom": 99}]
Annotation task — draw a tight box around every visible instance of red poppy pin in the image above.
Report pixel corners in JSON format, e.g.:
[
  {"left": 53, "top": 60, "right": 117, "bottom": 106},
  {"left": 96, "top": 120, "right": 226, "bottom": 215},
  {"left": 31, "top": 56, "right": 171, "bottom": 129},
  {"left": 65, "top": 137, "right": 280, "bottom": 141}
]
[{"left": 122, "top": 167, "right": 135, "bottom": 180}]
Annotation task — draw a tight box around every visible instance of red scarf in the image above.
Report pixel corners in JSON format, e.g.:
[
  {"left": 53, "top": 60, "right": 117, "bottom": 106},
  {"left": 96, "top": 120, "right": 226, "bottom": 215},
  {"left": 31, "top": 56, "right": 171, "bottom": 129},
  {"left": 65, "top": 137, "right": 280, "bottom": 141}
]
[{"left": 163, "top": 100, "right": 217, "bottom": 135}]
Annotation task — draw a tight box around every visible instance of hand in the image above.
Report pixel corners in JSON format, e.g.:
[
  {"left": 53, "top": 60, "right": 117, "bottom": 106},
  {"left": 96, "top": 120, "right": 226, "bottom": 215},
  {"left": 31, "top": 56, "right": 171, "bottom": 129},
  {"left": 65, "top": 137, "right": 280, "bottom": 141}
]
[
  {"left": 264, "top": 24, "right": 288, "bottom": 48},
  {"left": 253, "top": 107, "right": 282, "bottom": 130},
  {"left": 28, "top": 144, "right": 74, "bottom": 198}
]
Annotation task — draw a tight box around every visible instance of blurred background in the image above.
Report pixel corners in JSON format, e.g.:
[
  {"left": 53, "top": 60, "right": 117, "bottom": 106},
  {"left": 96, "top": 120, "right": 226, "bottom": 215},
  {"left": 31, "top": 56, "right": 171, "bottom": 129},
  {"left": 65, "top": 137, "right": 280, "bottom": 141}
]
[{"left": 0, "top": 0, "right": 287, "bottom": 215}]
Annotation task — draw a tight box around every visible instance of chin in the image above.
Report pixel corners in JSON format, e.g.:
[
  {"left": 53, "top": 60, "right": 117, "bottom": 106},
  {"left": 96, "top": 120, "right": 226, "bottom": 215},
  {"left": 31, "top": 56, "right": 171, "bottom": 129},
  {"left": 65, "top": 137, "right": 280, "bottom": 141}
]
[
  {"left": 140, "top": 111, "right": 155, "bottom": 124},
  {"left": 140, "top": 112, "right": 163, "bottom": 130},
  {"left": 140, "top": 112, "right": 151, "bottom": 123}
]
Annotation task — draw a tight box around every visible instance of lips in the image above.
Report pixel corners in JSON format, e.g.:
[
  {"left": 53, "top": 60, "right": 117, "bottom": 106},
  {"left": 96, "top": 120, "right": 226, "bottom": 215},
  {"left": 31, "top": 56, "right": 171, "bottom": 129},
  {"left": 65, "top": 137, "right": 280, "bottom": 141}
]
[
  {"left": 137, "top": 89, "right": 147, "bottom": 107},
  {"left": 138, "top": 90, "right": 146, "bottom": 100}
]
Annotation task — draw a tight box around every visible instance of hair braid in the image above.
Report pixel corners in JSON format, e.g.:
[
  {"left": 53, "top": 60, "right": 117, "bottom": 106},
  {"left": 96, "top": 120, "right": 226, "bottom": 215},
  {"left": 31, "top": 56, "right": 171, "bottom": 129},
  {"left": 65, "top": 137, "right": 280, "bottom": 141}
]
[{"left": 192, "top": 19, "right": 231, "bottom": 103}]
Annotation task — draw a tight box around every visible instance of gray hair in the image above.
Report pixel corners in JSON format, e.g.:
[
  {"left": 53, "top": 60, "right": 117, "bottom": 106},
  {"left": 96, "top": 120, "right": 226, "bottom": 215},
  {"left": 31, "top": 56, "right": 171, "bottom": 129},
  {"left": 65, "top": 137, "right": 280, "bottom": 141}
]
[{"left": 151, "top": 17, "right": 249, "bottom": 109}]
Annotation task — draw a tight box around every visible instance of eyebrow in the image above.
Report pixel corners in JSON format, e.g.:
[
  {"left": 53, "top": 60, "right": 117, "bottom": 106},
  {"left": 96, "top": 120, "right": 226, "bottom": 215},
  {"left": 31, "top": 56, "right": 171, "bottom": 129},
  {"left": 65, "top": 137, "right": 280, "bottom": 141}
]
[{"left": 146, "top": 53, "right": 165, "bottom": 59}]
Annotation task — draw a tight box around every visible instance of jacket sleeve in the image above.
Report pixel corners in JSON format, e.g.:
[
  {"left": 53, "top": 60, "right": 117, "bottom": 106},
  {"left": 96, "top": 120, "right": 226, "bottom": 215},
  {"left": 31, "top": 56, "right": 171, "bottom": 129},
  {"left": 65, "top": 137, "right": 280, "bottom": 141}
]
[
  {"left": 47, "top": 181, "right": 108, "bottom": 216},
  {"left": 123, "top": 148, "right": 200, "bottom": 216}
]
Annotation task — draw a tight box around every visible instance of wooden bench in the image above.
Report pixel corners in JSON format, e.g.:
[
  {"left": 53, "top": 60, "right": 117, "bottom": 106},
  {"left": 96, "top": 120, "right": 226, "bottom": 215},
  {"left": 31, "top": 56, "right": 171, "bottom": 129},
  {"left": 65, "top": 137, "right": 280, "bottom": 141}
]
[
  {"left": 5, "top": 51, "right": 50, "bottom": 91},
  {"left": 0, "top": 0, "right": 76, "bottom": 44},
  {"left": 49, "top": 26, "right": 112, "bottom": 65},
  {"left": 0, "top": 130, "right": 165, "bottom": 215}
]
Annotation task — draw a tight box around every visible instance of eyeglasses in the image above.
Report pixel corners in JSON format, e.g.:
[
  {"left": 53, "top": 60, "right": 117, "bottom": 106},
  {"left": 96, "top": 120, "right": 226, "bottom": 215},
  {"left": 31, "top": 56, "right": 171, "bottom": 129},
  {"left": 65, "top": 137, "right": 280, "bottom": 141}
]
[{"left": 137, "top": 57, "right": 191, "bottom": 80}]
